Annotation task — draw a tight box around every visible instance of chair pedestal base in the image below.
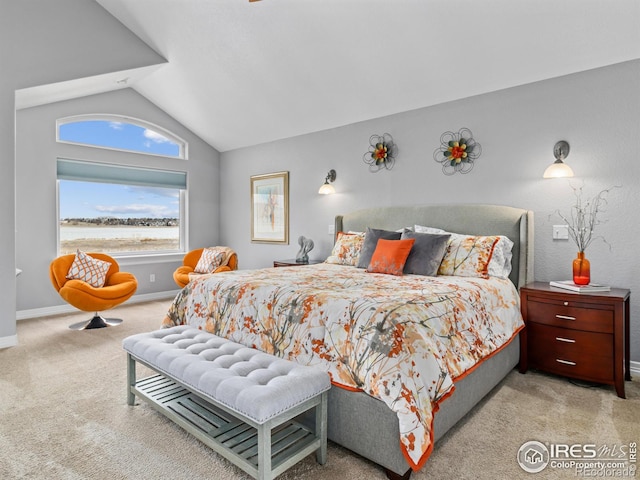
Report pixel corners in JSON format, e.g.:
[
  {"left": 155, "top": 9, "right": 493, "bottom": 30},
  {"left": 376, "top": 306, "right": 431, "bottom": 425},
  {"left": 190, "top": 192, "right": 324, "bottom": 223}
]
[{"left": 69, "top": 314, "right": 123, "bottom": 330}]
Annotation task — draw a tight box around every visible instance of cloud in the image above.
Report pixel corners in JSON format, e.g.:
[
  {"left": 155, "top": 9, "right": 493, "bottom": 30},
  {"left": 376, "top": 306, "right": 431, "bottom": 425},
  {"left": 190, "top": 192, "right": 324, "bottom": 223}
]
[
  {"left": 94, "top": 203, "right": 178, "bottom": 218},
  {"left": 143, "top": 129, "right": 171, "bottom": 144},
  {"left": 109, "top": 121, "right": 124, "bottom": 130}
]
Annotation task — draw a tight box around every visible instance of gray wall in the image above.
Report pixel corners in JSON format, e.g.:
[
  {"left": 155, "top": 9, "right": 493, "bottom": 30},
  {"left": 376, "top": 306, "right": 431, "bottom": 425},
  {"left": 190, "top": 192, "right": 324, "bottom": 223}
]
[
  {"left": 3, "top": 1, "right": 639, "bottom": 366},
  {"left": 1, "top": 0, "right": 165, "bottom": 343},
  {"left": 15, "top": 88, "right": 220, "bottom": 312},
  {"left": 220, "top": 60, "right": 640, "bottom": 362}
]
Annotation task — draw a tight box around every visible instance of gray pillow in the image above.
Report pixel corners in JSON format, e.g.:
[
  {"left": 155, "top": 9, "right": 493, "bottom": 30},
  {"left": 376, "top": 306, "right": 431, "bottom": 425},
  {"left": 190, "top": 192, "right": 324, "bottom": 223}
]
[
  {"left": 401, "top": 231, "right": 451, "bottom": 276},
  {"left": 356, "top": 227, "right": 402, "bottom": 268}
]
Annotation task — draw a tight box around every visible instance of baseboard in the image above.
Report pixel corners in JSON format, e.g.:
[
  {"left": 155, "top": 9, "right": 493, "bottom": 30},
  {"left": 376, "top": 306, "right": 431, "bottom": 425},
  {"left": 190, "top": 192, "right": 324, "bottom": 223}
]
[
  {"left": 631, "top": 360, "right": 640, "bottom": 378},
  {"left": 15, "top": 290, "right": 180, "bottom": 321},
  {"left": 0, "top": 334, "right": 18, "bottom": 349}
]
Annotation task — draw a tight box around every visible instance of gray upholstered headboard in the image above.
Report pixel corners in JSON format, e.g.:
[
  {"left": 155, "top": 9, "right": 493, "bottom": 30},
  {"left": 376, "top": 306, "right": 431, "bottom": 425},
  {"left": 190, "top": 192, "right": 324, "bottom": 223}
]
[{"left": 335, "top": 204, "right": 534, "bottom": 289}]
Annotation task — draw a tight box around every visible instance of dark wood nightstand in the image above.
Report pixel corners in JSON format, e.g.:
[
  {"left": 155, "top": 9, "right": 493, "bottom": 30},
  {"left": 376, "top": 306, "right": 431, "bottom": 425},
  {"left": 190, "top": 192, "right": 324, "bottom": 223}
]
[
  {"left": 519, "top": 282, "right": 630, "bottom": 398},
  {"left": 273, "top": 259, "right": 323, "bottom": 267}
]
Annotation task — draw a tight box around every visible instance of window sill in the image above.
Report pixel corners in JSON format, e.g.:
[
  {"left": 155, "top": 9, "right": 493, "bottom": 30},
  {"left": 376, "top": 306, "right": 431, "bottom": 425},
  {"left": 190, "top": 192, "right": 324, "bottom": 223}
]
[{"left": 114, "top": 252, "right": 184, "bottom": 266}]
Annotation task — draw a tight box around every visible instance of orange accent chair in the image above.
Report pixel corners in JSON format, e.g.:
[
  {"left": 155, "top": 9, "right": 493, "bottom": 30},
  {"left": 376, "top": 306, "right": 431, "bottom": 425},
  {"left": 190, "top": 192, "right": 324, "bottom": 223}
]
[
  {"left": 49, "top": 253, "right": 138, "bottom": 330},
  {"left": 173, "top": 248, "right": 238, "bottom": 288}
]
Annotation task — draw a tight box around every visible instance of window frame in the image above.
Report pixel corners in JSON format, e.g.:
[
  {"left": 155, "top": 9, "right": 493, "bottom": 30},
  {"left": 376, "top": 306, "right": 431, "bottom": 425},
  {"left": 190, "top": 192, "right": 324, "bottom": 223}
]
[
  {"left": 56, "top": 164, "right": 187, "bottom": 258},
  {"left": 55, "top": 113, "right": 189, "bottom": 259}
]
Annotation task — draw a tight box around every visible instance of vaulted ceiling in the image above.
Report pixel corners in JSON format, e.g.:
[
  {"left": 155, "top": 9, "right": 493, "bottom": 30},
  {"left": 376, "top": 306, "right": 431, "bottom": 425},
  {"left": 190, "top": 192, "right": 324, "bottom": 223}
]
[{"left": 25, "top": 1, "right": 640, "bottom": 152}]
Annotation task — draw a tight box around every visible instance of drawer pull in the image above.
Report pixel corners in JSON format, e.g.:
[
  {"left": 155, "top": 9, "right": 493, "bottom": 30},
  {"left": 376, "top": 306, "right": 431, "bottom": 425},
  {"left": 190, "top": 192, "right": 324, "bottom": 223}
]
[
  {"left": 555, "top": 337, "right": 576, "bottom": 343},
  {"left": 555, "top": 314, "right": 576, "bottom": 321},
  {"left": 556, "top": 359, "right": 577, "bottom": 366}
]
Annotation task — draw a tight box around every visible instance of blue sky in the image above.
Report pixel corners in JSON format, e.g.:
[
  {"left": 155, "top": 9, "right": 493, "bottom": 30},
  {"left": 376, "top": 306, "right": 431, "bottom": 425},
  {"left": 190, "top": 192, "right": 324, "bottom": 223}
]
[
  {"left": 59, "top": 120, "right": 181, "bottom": 157},
  {"left": 59, "top": 181, "right": 179, "bottom": 219},
  {"left": 58, "top": 120, "right": 180, "bottom": 219}
]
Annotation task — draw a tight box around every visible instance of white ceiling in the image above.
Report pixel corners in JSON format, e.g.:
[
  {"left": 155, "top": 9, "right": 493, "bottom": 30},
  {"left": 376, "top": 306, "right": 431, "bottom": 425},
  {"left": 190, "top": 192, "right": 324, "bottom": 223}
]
[{"left": 31, "top": 1, "right": 640, "bottom": 152}]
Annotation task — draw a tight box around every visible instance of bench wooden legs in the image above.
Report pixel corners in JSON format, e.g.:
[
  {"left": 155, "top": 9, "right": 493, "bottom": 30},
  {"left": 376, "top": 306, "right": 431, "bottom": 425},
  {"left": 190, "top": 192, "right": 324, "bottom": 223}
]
[
  {"left": 126, "top": 353, "right": 328, "bottom": 480},
  {"left": 257, "top": 424, "right": 271, "bottom": 480},
  {"left": 126, "top": 353, "right": 136, "bottom": 406},
  {"left": 252, "top": 392, "right": 326, "bottom": 480},
  {"left": 316, "top": 391, "right": 328, "bottom": 465}
]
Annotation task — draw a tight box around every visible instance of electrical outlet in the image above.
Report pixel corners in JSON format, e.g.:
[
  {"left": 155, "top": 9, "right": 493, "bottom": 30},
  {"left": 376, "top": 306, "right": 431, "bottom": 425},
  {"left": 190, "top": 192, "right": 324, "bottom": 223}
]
[
  {"left": 328, "top": 224, "right": 335, "bottom": 235},
  {"left": 150, "top": 273, "right": 156, "bottom": 283},
  {"left": 552, "top": 225, "right": 569, "bottom": 240}
]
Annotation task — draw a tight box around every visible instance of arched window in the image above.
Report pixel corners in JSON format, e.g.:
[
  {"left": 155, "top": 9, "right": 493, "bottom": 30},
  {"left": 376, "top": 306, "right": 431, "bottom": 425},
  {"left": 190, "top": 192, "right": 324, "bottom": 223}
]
[
  {"left": 56, "top": 115, "right": 188, "bottom": 256},
  {"left": 57, "top": 114, "right": 187, "bottom": 159}
]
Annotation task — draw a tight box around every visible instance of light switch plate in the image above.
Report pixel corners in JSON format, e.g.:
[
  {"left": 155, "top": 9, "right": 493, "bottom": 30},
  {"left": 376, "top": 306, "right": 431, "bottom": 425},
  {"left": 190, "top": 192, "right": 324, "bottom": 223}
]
[{"left": 552, "top": 224, "right": 569, "bottom": 240}]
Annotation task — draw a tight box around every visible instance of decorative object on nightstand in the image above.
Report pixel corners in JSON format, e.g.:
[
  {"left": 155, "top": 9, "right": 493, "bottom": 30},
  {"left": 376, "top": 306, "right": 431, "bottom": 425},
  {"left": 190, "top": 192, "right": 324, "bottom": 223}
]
[
  {"left": 552, "top": 184, "right": 619, "bottom": 285},
  {"left": 273, "top": 259, "right": 323, "bottom": 268},
  {"left": 318, "top": 170, "right": 336, "bottom": 194},
  {"left": 543, "top": 140, "right": 574, "bottom": 178},
  {"left": 295, "top": 235, "right": 314, "bottom": 263},
  {"left": 433, "top": 127, "right": 481, "bottom": 175},
  {"left": 572, "top": 252, "right": 590, "bottom": 285},
  {"left": 519, "top": 282, "right": 631, "bottom": 398},
  {"left": 363, "top": 133, "right": 397, "bottom": 172},
  {"left": 549, "top": 280, "right": 610, "bottom": 293}
]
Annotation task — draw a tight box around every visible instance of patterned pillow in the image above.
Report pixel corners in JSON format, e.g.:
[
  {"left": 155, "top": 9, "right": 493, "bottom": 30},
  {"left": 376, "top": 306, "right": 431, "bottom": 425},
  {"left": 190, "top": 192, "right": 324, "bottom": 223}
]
[
  {"left": 366, "top": 238, "right": 415, "bottom": 276},
  {"left": 194, "top": 247, "right": 226, "bottom": 273},
  {"left": 325, "top": 232, "right": 365, "bottom": 266},
  {"left": 66, "top": 250, "right": 111, "bottom": 288},
  {"left": 437, "top": 234, "right": 500, "bottom": 278}
]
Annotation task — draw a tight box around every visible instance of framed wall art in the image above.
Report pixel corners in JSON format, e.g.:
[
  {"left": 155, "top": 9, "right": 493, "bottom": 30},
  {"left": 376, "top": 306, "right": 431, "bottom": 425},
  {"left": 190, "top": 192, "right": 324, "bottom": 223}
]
[{"left": 250, "top": 171, "right": 289, "bottom": 244}]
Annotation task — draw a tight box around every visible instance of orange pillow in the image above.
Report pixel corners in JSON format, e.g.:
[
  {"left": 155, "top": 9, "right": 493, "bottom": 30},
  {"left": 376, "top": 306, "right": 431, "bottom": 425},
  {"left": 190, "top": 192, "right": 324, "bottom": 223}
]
[{"left": 366, "top": 238, "right": 415, "bottom": 276}]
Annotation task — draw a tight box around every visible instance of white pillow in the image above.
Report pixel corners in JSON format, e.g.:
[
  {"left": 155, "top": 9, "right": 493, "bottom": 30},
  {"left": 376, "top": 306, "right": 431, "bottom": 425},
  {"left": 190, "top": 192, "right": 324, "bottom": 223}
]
[{"left": 414, "top": 224, "right": 446, "bottom": 234}]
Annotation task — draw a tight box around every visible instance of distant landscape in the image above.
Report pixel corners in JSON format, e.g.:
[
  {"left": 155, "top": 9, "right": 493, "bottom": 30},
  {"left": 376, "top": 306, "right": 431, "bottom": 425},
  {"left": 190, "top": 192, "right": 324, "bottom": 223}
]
[
  {"left": 60, "top": 218, "right": 179, "bottom": 254},
  {"left": 61, "top": 217, "right": 178, "bottom": 227}
]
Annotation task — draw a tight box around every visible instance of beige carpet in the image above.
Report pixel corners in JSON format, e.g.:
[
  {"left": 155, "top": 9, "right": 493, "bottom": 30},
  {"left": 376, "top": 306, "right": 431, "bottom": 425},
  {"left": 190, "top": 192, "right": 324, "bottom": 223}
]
[{"left": 1, "top": 299, "right": 638, "bottom": 480}]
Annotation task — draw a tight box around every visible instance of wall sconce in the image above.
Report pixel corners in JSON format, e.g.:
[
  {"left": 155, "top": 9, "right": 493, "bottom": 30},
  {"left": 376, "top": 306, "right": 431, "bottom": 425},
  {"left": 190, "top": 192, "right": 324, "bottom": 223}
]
[
  {"left": 543, "top": 140, "right": 574, "bottom": 178},
  {"left": 318, "top": 169, "right": 337, "bottom": 195}
]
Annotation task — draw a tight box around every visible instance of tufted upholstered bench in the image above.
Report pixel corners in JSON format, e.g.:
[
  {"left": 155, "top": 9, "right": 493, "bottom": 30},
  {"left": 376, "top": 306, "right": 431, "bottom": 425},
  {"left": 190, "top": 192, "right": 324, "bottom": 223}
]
[{"left": 123, "top": 326, "right": 331, "bottom": 480}]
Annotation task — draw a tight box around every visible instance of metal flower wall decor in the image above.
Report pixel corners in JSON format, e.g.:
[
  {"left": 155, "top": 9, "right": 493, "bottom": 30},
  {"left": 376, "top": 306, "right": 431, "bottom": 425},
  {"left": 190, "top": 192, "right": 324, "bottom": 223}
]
[
  {"left": 363, "top": 133, "right": 397, "bottom": 172},
  {"left": 433, "top": 128, "right": 482, "bottom": 175}
]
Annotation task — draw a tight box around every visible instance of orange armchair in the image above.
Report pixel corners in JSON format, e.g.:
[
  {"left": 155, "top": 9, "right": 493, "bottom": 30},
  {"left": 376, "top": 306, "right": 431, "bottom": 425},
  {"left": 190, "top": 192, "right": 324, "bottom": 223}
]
[
  {"left": 173, "top": 247, "right": 238, "bottom": 288},
  {"left": 49, "top": 253, "right": 138, "bottom": 330}
]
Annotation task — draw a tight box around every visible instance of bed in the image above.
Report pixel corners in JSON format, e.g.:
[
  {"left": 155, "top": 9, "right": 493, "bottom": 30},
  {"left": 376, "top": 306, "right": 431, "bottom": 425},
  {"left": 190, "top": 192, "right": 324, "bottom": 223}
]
[{"left": 162, "top": 204, "right": 533, "bottom": 479}]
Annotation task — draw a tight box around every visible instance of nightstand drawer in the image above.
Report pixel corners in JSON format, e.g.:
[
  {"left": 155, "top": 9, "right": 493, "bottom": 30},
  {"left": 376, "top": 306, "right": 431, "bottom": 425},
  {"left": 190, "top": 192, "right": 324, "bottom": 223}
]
[
  {"left": 528, "top": 323, "right": 613, "bottom": 382},
  {"left": 528, "top": 323, "right": 613, "bottom": 357},
  {"left": 525, "top": 297, "right": 613, "bottom": 333}
]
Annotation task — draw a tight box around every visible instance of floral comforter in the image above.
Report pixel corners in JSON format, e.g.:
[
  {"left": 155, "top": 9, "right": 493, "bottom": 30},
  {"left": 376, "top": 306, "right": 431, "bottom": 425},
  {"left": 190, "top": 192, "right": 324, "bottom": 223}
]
[{"left": 162, "top": 263, "right": 523, "bottom": 470}]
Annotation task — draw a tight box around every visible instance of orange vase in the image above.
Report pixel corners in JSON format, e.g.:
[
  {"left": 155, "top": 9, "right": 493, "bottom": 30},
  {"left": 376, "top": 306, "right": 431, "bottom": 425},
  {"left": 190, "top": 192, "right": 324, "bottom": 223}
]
[{"left": 572, "top": 251, "right": 591, "bottom": 285}]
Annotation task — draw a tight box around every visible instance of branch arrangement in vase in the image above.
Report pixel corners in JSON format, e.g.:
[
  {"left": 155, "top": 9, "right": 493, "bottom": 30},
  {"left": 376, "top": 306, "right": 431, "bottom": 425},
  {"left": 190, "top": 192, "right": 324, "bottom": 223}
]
[{"left": 554, "top": 184, "right": 620, "bottom": 253}]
